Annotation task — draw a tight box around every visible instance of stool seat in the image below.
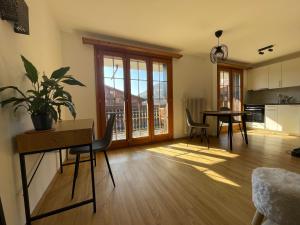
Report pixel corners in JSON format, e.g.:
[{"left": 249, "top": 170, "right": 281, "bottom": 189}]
[{"left": 252, "top": 167, "right": 300, "bottom": 225}]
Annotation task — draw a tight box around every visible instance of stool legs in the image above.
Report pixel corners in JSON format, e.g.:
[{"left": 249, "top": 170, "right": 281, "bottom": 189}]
[
  {"left": 104, "top": 151, "right": 115, "bottom": 187},
  {"left": 252, "top": 210, "right": 264, "bottom": 225}
]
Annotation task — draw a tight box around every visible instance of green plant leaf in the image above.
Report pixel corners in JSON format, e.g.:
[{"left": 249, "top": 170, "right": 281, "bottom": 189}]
[
  {"left": 48, "top": 105, "right": 58, "bottom": 122},
  {"left": 51, "top": 67, "right": 70, "bottom": 79},
  {"left": 1, "top": 97, "right": 25, "bottom": 107},
  {"left": 61, "top": 77, "right": 85, "bottom": 86},
  {"left": 21, "top": 55, "right": 38, "bottom": 84},
  {"left": 64, "top": 101, "right": 76, "bottom": 119},
  {"left": 0, "top": 86, "right": 27, "bottom": 98}
]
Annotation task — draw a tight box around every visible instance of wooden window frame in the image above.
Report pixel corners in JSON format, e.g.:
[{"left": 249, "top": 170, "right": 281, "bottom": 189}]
[
  {"left": 217, "top": 65, "right": 244, "bottom": 110},
  {"left": 94, "top": 46, "right": 174, "bottom": 148}
]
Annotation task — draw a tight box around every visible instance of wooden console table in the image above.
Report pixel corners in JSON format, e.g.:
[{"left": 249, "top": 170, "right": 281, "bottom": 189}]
[{"left": 16, "top": 119, "right": 96, "bottom": 225}]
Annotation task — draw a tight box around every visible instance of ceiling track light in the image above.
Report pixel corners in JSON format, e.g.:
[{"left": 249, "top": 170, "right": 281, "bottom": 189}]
[{"left": 258, "top": 45, "right": 274, "bottom": 55}]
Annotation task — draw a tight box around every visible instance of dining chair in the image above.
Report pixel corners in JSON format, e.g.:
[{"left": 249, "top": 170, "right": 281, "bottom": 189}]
[
  {"left": 218, "top": 106, "right": 244, "bottom": 139},
  {"left": 0, "top": 198, "right": 6, "bottom": 225},
  {"left": 70, "top": 114, "right": 116, "bottom": 199},
  {"left": 186, "top": 108, "right": 209, "bottom": 148}
]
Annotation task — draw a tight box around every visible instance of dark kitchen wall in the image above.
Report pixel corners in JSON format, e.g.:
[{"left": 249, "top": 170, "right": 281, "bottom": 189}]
[{"left": 245, "top": 86, "right": 300, "bottom": 104}]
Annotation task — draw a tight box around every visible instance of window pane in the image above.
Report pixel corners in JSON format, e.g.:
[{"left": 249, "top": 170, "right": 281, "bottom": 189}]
[
  {"left": 104, "top": 55, "right": 126, "bottom": 141},
  {"left": 130, "top": 59, "right": 149, "bottom": 138},
  {"left": 153, "top": 62, "right": 168, "bottom": 135},
  {"left": 232, "top": 71, "right": 242, "bottom": 112}
]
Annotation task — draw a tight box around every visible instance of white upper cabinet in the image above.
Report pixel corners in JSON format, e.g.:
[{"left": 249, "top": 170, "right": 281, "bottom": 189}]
[
  {"left": 268, "top": 63, "right": 282, "bottom": 89},
  {"left": 282, "top": 57, "right": 300, "bottom": 87},
  {"left": 247, "top": 66, "right": 269, "bottom": 90}
]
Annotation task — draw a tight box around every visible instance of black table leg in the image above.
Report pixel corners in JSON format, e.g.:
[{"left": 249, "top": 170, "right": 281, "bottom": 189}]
[
  {"left": 217, "top": 116, "right": 220, "bottom": 137},
  {"left": 19, "top": 153, "right": 31, "bottom": 225},
  {"left": 203, "top": 114, "right": 207, "bottom": 124},
  {"left": 228, "top": 116, "right": 233, "bottom": 151},
  {"left": 59, "top": 149, "right": 63, "bottom": 174},
  {"left": 242, "top": 113, "right": 248, "bottom": 144},
  {"left": 89, "top": 144, "right": 96, "bottom": 212}
]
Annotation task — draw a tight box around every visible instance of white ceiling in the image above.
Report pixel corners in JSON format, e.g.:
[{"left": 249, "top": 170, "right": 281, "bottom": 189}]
[{"left": 47, "top": 0, "right": 300, "bottom": 64}]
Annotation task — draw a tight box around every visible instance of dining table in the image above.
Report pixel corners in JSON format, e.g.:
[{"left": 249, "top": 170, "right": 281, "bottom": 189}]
[{"left": 203, "top": 111, "right": 248, "bottom": 151}]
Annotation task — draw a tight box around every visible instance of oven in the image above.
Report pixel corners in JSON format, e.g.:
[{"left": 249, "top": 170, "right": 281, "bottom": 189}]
[{"left": 244, "top": 104, "right": 265, "bottom": 123}]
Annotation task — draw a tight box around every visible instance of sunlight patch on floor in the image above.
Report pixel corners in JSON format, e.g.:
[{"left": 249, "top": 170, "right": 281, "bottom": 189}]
[
  {"left": 248, "top": 130, "right": 298, "bottom": 139},
  {"left": 168, "top": 143, "right": 239, "bottom": 158},
  {"left": 145, "top": 144, "right": 241, "bottom": 187},
  {"left": 177, "top": 153, "right": 225, "bottom": 165},
  {"left": 193, "top": 165, "right": 240, "bottom": 187}
]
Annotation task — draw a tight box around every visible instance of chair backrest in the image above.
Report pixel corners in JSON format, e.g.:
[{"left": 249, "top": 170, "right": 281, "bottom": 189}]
[
  {"left": 103, "top": 114, "right": 116, "bottom": 149},
  {"left": 186, "top": 108, "right": 194, "bottom": 126},
  {"left": 219, "top": 106, "right": 230, "bottom": 123}
]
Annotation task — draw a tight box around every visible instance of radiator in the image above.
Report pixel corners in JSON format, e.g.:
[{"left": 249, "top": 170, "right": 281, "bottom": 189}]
[{"left": 184, "top": 97, "right": 206, "bottom": 134}]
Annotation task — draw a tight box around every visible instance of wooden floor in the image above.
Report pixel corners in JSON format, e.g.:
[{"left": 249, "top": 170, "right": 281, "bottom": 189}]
[{"left": 33, "top": 131, "right": 300, "bottom": 225}]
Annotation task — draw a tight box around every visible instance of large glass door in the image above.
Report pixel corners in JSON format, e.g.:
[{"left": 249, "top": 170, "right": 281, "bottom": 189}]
[{"left": 96, "top": 50, "right": 173, "bottom": 147}]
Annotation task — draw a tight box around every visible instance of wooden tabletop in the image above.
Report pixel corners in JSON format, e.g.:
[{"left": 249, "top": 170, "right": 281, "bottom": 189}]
[
  {"left": 16, "top": 119, "right": 94, "bottom": 154},
  {"left": 203, "top": 111, "right": 247, "bottom": 116}
]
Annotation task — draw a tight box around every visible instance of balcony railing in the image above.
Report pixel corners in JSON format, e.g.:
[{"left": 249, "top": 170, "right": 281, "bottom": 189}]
[{"left": 105, "top": 104, "right": 168, "bottom": 140}]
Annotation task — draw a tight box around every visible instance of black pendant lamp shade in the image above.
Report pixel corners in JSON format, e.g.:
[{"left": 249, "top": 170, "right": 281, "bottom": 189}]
[{"left": 210, "top": 30, "right": 228, "bottom": 64}]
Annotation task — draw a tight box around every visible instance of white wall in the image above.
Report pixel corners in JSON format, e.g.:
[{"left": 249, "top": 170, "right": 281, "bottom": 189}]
[
  {"left": 173, "top": 56, "right": 214, "bottom": 137},
  {"left": 0, "top": 1, "right": 62, "bottom": 225},
  {"left": 61, "top": 32, "right": 215, "bottom": 138}
]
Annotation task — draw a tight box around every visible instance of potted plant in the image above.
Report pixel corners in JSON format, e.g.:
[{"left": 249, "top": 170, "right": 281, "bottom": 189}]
[{"left": 0, "top": 55, "right": 85, "bottom": 130}]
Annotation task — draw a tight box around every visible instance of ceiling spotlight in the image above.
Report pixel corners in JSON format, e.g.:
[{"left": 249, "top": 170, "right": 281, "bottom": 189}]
[{"left": 268, "top": 48, "right": 273, "bottom": 52}]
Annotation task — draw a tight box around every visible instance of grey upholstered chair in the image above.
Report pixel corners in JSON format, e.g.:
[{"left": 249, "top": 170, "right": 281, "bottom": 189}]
[
  {"left": 70, "top": 114, "right": 116, "bottom": 199},
  {"left": 186, "top": 108, "right": 209, "bottom": 148}
]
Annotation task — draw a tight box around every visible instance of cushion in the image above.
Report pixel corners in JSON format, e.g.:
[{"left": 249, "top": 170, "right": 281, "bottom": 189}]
[{"left": 252, "top": 167, "right": 300, "bottom": 225}]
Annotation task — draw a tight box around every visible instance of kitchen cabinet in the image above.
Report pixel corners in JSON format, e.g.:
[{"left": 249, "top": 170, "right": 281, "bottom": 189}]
[
  {"left": 265, "top": 105, "right": 300, "bottom": 134},
  {"left": 277, "top": 105, "right": 300, "bottom": 134},
  {"left": 265, "top": 105, "right": 280, "bottom": 131},
  {"left": 247, "top": 66, "right": 268, "bottom": 90},
  {"left": 268, "top": 63, "right": 282, "bottom": 89},
  {"left": 282, "top": 57, "right": 300, "bottom": 88}
]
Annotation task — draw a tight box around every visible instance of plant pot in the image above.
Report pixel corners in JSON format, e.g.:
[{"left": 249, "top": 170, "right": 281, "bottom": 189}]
[{"left": 31, "top": 113, "right": 53, "bottom": 131}]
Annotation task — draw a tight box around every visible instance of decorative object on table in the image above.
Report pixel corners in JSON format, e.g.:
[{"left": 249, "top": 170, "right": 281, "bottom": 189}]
[
  {"left": 0, "top": 55, "right": 85, "bottom": 130},
  {"left": 210, "top": 30, "right": 228, "bottom": 64},
  {"left": 0, "top": 198, "right": 6, "bottom": 225},
  {"left": 0, "top": 0, "right": 29, "bottom": 35},
  {"left": 251, "top": 167, "right": 300, "bottom": 225}
]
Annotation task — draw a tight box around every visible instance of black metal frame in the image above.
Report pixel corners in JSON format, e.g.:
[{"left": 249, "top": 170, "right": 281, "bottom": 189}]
[
  {"left": 58, "top": 149, "right": 97, "bottom": 174},
  {"left": 203, "top": 113, "right": 248, "bottom": 151},
  {"left": 19, "top": 143, "right": 96, "bottom": 225}
]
